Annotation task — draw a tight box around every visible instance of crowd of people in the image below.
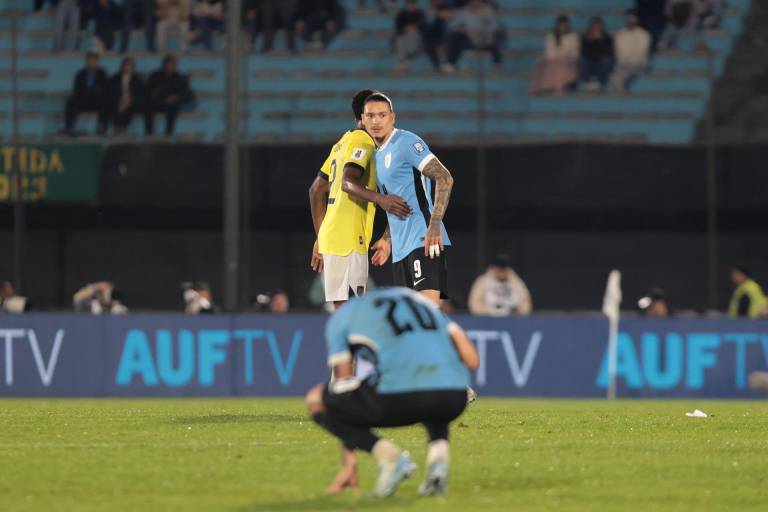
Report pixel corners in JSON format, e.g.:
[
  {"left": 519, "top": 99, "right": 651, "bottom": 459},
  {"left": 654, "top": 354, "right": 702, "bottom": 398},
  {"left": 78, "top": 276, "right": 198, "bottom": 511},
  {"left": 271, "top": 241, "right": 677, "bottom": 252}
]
[
  {"left": 63, "top": 52, "right": 194, "bottom": 135},
  {"left": 530, "top": 0, "right": 723, "bottom": 94},
  {"left": 3, "top": 260, "right": 765, "bottom": 319},
  {"left": 40, "top": 0, "right": 348, "bottom": 54}
]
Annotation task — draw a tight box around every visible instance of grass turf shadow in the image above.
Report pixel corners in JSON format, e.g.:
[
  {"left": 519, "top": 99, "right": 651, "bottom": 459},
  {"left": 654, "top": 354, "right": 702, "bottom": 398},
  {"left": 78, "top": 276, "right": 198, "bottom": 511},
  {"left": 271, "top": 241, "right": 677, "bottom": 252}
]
[{"left": 236, "top": 494, "right": 420, "bottom": 511}]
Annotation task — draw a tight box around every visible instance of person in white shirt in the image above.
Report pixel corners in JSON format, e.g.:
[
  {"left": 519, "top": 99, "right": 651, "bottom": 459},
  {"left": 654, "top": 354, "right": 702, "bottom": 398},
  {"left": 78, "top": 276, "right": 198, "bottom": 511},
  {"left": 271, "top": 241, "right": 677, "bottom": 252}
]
[
  {"left": 611, "top": 9, "right": 651, "bottom": 92},
  {"left": 468, "top": 254, "right": 532, "bottom": 317},
  {"left": 530, "top": 15, "right": 580, "bottom": 95}
]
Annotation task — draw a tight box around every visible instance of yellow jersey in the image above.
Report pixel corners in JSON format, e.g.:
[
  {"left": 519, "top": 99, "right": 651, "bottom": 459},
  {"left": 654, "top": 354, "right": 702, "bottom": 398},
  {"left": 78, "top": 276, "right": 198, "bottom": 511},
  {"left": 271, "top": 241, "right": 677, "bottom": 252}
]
[{"left": 317, "top": 129, "right": 377, "bottom": 256}]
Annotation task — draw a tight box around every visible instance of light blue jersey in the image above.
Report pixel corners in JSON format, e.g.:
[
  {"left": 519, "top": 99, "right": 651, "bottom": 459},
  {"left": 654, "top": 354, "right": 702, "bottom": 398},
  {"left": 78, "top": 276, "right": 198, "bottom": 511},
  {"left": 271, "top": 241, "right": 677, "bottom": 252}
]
[
  {"left": 325, "top": 287, "right": 469, "bottom": 394},
  {"left": 374, "top": 129, "right": 451, "bottom": 263}
]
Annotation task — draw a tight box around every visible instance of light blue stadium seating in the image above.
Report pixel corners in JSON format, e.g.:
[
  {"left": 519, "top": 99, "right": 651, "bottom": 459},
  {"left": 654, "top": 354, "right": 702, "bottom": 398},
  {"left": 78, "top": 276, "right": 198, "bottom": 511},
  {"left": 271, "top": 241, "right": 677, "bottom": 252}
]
[{"left": 0, "top": 0, "right": 752, "bottom": 143}]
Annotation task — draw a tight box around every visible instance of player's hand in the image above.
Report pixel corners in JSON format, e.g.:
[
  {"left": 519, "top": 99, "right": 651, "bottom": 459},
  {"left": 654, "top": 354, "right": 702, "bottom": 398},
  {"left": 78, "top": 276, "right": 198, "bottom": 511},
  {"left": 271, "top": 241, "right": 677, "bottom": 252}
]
[
  {"left": 422, "top": 220, "right": 444, "bottom": 259},
  {"left": 376, "top": 194, "right": 412, "bottom": 220},
  {"left": 311, "top": 240, "right": 323, "bottom": 273},
  {"left": 370, "top": 238, "right": 391, "bottom": 266}
]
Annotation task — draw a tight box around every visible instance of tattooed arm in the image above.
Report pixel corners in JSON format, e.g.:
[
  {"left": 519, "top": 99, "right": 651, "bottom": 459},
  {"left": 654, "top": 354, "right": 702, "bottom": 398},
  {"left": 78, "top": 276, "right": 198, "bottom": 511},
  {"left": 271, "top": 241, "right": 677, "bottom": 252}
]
[{"left": 421, "top": 157, "right": 454, "bottom": 258}]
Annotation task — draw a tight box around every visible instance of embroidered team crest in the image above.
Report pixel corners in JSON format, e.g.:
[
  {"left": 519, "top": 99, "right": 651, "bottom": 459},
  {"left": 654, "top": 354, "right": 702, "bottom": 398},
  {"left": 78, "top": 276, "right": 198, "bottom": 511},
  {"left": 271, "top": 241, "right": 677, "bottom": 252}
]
[
  {"left": 384, "top": 153, "right": 392, "bottom": 168},
  {"left": 351, "top": 147, "right": 367, "bottom": 161},
  {"left": 413, "top": 142, "right": 425, "bottom": 153}
]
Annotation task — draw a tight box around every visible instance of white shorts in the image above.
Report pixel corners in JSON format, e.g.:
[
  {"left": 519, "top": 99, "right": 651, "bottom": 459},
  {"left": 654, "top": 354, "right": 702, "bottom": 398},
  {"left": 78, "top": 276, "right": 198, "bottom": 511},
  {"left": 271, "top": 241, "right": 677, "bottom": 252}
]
[{"left": 323, "top": 252, "right": 368, "bottom": 302}]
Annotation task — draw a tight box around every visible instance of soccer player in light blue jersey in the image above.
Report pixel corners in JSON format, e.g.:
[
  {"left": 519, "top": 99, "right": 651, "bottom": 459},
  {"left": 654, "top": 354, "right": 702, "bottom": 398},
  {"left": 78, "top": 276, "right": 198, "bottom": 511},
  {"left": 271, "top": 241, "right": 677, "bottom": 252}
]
[
  {"left": 341, "top": 92, "right": 455, "bottom": 308},
  {"left": 305, "top": 287, "right": 479, "bottom": 497}
]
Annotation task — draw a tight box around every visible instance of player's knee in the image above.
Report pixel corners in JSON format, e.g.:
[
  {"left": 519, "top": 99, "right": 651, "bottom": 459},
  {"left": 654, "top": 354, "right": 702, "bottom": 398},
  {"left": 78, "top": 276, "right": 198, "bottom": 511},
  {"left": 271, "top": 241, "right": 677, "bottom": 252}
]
[{"left": 305, "top": 384, "right": 326, "bottom": 415}]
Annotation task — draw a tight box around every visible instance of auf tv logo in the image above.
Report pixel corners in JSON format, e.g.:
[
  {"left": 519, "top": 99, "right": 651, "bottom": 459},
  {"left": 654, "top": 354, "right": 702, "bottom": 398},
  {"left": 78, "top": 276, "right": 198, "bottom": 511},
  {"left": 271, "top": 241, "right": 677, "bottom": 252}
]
[
  {"left": 0, "top": 329, "right": 65, "bottom": 387},
  {"left": 596, "top": 332, "right": 768, "bottom": 390},
  {"left": 115, "top": 329, "right": 303, "bottom": 387}
]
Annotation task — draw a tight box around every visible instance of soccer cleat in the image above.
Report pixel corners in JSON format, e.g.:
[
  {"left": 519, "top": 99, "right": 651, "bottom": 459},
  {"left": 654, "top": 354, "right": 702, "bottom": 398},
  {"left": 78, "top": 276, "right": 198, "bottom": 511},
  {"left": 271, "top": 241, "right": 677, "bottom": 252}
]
[
  {"left": 466, "top": 386, "right": 478, "bottom": 405},
  {"left": 418, "top": 460, "right": 449, "bottom": 496},
  {"left": 373, "top": 451, "right": 417, "bottom": 497}
]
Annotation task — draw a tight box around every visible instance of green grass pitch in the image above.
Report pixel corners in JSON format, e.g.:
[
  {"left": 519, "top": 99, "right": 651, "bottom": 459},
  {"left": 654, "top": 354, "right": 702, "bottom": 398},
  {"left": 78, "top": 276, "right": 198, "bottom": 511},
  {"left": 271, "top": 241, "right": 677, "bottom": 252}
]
[{"left": 1, "top": 398, "right": 767, "bottom": 511}]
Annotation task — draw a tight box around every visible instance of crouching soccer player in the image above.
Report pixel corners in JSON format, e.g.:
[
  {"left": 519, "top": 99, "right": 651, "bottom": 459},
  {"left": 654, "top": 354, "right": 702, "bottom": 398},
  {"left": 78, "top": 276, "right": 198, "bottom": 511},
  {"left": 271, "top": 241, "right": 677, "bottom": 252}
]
[{"left": 305, "top": 287, "right": 479, "bottom": 497}]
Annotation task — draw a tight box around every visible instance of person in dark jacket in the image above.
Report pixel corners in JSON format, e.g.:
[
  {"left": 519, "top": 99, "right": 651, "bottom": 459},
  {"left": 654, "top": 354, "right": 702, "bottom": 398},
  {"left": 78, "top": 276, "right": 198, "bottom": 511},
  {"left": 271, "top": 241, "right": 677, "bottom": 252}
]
[
  {"left": 143, "top": 54, "right": 195, "bottom": 135},
  {"left": 64, "top": 52, "right": 110, "bottom": 135},
  {"left": 87, "top": 0, "right": 121, "bottom": 51},
  {"left": 579, "top": 16, "right": 614, "bottom": 91},
  {"left": 109, "top": 57, "right": 145, "bottom": 134},
  {"left": 295, "top": 0, "right": 345, "bottom": 49}
]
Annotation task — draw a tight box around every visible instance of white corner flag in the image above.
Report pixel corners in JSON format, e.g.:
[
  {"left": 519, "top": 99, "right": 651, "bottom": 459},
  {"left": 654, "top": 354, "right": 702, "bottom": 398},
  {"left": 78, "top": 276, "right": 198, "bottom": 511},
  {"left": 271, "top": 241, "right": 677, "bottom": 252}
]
[{"left": 602, "top": 270, "right": 622, "bottom": 400}]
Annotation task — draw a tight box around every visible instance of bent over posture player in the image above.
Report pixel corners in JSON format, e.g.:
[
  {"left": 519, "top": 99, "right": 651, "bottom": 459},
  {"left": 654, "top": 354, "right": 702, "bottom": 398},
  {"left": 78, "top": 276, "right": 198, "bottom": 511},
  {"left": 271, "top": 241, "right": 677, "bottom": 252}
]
[{"left": 305, "top": 287, "right": 479, "bottom": 497}]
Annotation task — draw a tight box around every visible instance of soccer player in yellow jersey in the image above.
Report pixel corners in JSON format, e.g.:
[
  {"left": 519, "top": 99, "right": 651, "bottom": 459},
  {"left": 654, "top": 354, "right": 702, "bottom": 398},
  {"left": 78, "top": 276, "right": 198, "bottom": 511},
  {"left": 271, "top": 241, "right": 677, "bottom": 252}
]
[{"left": 309, "top": 90, "right": 411, "bottom": 309}]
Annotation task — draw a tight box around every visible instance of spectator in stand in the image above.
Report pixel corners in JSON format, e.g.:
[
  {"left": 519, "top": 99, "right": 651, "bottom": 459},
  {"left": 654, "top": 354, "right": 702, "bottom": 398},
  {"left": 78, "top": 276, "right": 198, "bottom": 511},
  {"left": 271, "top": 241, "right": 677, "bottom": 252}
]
[
  {"left": 636, "top": 0, "right": 666, "bottom": 50},
  {"left": 468, "top": 254, "right": 532, "bottom": 317},
  {"left": 243, "top": 0, "right": 262, "bottom": 49},
  {"left": 658, "top": 0, "right": 708, "bottom": 50},
  {"left": 120, "top": 0, "right": 156, "bottom": 53},
  {"left": 144, "top": 55, "right": 195, "bottom": 135},
  {"left": 260, "top": 0, "right": 298, "bottom": 53},
  {"left": 579, "top": 16, "right": 613, "bottom": 92},
  {"left": 425, "top": 1, "right": 452, "bottom": 71},
  {"left": 393, "top": 0, "right": 427, "bottom": 70},
  {"left": 73, "top": 281, "right": 129, "bottom": 314},
  {"left": 109, "top": 57, "right": 145, "bottom": 134},
  {"left": 53, "top": 0, "right": 83, "bottom": 52},
  {"left": 728, "top": 266, "right": 767, "bottom": 319},
  {"left": 87, "top": 0, "right": 121, "bottom": 52},
  {"left": 444, "top": 0, "right": 503, "bottom": 72},
  {"left": 611, "top": 9, "right": 651, "bottom": 92},
  {"left": 191, "top": 0, "right": 224, "bottom": 50},
  {"left": 295, "top": 0, "right": 346, "bottom": 50},
  {"left": 156, "top": 0, "right": 192, "bottom": 53},
  {"left": 35, "top": 0, "right": 57, "bottom": 11},
  {"left": 530, "top": 15, "right": 580, "bottom": 95},
  {"left": 64, "top": 52, "right": 110, "bottom": 135},
  {"left": 696, "top": 0, "right": 723, "bottom": 29}
]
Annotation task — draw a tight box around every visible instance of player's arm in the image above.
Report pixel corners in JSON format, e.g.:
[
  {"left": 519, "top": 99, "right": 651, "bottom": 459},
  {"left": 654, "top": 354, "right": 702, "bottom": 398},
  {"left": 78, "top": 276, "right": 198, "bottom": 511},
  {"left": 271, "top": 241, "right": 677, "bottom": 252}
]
[
  {"left": 448, "top": 322, "right": 479, "bottom": 371},
  {"left": 309, "top": 172, "right": 329, "bottom": 235},
  {"left": 370, "top": 225, "right": 391, "bottom": 266},
  {"left": 421, "top": 157, "right": 454, "bottom": 257},
  {"left": 308, "top": 170, "right": 330, "bottom": 272},
  {"left": 341, "top": 165, "right": 412, "bottom": 219}
]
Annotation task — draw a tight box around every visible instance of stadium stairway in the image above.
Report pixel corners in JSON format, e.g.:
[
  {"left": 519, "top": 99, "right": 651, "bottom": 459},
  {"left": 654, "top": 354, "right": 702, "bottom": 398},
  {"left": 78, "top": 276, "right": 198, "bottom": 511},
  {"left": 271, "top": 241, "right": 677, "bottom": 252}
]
[{"left": 0, "top": 0, "right": 752, "bottom": 143}]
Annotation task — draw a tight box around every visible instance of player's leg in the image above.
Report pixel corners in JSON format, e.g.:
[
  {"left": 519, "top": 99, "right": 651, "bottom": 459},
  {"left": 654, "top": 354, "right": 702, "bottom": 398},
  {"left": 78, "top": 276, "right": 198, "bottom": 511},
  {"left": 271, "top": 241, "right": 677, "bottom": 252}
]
[
  {"left": 308, "top": 383, "right": 416, "bottom": 497},
  {"left": 419, "top": 423, "right": 451, "bottom": 496}
]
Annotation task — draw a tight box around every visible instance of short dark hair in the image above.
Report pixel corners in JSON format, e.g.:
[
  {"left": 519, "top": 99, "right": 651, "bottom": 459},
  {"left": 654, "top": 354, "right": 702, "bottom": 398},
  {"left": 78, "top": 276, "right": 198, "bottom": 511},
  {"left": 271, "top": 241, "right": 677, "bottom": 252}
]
[
  {"left": 85, "top": 51, "right": 99, "bottom": 60},
  {"left": 364, "top": 92, "right": 394, "bottom": 111},
  {"left": 733, "top": 265, "right": 752, "bottom": 278},
  {"left": 351, "top": 89, "right": 375, "bottom": 120},
  {"left": 490, "top": 253, "right": 512, "bottom": 268}
]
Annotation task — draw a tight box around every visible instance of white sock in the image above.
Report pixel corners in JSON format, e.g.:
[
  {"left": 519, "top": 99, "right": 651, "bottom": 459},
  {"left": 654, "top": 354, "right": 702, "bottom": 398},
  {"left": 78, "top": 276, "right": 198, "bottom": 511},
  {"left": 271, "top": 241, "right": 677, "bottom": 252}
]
[
  {"left": 426, "top": 440, "right": 450, "bottom": 467},
  {"left": 372, "top": 439, "right": 401, "bottom": 465}
]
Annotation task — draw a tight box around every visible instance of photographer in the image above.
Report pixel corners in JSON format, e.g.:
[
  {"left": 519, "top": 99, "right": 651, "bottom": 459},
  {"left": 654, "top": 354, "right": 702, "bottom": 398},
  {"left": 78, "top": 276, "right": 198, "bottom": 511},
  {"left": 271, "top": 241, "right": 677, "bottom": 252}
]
[
  {"left": 182, "top": 281, "right": 219, "bottom": 314},
  {"left": 73, "top": 281, "right": 129, "bottom": 314},
  {"left": 0, "top": 281, "right": 29, "bottom": 314}
]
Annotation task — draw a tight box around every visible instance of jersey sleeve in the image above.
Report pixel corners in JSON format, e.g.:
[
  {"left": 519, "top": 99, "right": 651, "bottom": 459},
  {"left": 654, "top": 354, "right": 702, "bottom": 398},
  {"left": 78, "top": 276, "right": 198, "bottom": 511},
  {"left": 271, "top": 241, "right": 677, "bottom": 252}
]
[
  {"left": 318, "top": 151, "right": 333, "bottom": 180},
  {"left": 325, "top": 301, "right": 355, "bottom": 367},
  {"left": 402, "top": 132, "right": 436, "bottom": 173},
  {"left": 340, "top": 132, "right": 375, "bottom": 172}
]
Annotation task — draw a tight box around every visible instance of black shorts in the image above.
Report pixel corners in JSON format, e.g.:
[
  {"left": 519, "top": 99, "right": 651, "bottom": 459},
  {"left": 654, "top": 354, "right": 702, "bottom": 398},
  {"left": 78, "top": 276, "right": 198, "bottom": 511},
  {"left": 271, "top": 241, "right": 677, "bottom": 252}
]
[
  {"left": 322, "top": 383, "right": 467, "bottom": 429},
  {"left": 392, "top": 246, "right": 449, "bottom": 299}
]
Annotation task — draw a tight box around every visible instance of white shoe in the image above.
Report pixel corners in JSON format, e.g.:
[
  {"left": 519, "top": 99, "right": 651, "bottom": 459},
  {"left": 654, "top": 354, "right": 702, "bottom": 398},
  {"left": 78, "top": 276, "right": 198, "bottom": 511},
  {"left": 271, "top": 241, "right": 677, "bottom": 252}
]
[
  {"left": 373, "top": 451, "right": 417, "bottom": 497},
  {"left": 466, "top": 387, "right": 478, "bottom": 405},
  {"left": 418, "top": 460, "right": 448, "bottom": 496}
]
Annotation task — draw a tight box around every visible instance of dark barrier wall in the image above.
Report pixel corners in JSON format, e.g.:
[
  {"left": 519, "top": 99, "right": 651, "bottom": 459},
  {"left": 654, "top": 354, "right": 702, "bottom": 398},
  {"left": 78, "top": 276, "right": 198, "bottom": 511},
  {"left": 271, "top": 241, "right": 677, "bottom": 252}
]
[
  {"left": 1, "top": 314, "right": 767, "bottom": 398},
  {"left": 1, "top": 143, "right": 767, "bottom": 312}
]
